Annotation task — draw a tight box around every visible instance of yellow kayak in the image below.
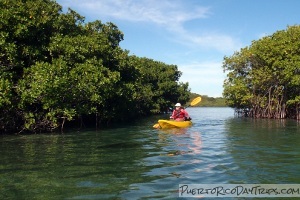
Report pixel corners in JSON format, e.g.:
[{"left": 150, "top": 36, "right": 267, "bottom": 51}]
[{"left": 155, "top": 120, "right": 192, "bottom": 129}]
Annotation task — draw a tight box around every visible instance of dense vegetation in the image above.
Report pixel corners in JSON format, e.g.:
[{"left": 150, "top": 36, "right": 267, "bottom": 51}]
[
  {"left": 0, "top": 0, "right": 190, "bottom": 133},
  {"left": 223, "top": 25, "right": 300, "bottom": 120}
]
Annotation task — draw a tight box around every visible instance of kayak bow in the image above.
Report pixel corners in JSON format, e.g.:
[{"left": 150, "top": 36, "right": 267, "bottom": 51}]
[{"left": 154, "top": 120, "right": 192, "bottom": 129}]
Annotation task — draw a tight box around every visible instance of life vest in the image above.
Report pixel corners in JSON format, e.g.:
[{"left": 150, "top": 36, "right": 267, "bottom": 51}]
[{"left": 173, "top": 109, "right": 185, "bottom": 119}]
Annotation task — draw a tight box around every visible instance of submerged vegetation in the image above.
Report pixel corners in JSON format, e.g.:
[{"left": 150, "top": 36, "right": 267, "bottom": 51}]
[
  {"left": 0, "top": 0, "right": 190, "bottom": 133},
  {"left": 223, "top": 25, "right": 300, "bottom": 120}
]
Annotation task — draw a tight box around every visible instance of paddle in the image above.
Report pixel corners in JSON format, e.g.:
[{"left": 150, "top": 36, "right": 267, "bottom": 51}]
[
  {"left": 189, "top": 96, "right": 202, "bottom": 107},
  {"left": 153, "top": 96, "right": 202, "bottom": 128}
]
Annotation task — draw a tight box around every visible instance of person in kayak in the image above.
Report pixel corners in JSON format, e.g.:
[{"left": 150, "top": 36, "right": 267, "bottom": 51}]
[{"left": 170, "top": 103, "right": 191, "bottom": 121}]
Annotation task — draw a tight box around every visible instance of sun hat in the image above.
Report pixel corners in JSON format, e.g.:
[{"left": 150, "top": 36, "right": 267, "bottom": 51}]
[{"left": 175, "top": 103, "right": 181, "bottom": 107}]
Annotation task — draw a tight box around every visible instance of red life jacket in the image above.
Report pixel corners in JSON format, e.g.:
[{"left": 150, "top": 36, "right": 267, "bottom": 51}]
[{"left": 173, "top": 109, "right": 185, "bottom": 119}]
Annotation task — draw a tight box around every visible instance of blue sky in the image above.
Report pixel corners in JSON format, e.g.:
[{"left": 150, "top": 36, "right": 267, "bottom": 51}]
[{"left": 56, "top": 0, "right": 300, "bottom": 97}]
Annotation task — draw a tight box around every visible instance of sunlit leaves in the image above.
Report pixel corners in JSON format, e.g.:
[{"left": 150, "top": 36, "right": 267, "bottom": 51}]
[
  {"left": 223, "top": 25, "right": 300, "bottom": 119},
  {"left": 0, "top": 0, "right": 190, "bottom": 133}
]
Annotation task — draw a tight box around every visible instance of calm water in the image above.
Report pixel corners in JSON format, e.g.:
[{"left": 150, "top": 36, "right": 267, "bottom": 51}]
[{"left": 1, "top": 107, "right": 300, "bottom": 199}]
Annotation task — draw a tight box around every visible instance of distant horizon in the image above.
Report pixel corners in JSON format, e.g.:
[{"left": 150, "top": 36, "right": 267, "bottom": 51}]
[{"left": 191, "top": 93, "right": 224, "bottom": 99}]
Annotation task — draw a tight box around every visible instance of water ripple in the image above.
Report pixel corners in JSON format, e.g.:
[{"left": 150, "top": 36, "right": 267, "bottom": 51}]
[{"left": 1, "top": 108, "right": 300, "bottom": 199}]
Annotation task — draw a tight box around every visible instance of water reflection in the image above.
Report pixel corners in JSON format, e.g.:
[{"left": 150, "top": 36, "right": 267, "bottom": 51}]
[
  {"left": 1, "top": 108, "right": 300, "bottom": 199},
  {"left": 156, "top": 129, "right": 202, "bottom": 156},
  {"left": 188, "top": 131, "right": 202, "bottom": 155},
  {"left": 125, "top": 129, "right": 205, "bottom": 198},
  {"left": 0, "top": 130, "right": 169, "bottom": 199},
  {"left": 224, "top": 118, "right": 300, "bottom": 184},
  {"left": 158, "top": 127, "right": 188, "bottom": 135}
]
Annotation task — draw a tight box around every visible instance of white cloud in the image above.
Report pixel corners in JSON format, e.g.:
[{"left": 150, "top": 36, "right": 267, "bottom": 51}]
[
  {"left": 182, "top": 33, "right": 242, "bottom": 54},
  {"left": 179, "top": 62, "right": 224, "bottom": 84},
  {"left": 178, "top": 61, "right": 226, "bottom": 97},
  {"left": 57, "top": 0, "right": 241, "bottom": 53},
  {"left": 61, "top": 0, "right": 210, "bottom": 24}
]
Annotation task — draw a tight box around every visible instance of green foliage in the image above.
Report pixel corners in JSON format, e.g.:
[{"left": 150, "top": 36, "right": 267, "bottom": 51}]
[
  {"left": 0, "top": 71, "right": 12, "bottom": 107},
  {"left": 223, "top": 25, "right": 300, "bottom": 119},
  {"left": 124, "top": 56, "right": 190, "bottom": 114},
  {"left": 0, "top": 0, "right": 190, "bottom": 133}
]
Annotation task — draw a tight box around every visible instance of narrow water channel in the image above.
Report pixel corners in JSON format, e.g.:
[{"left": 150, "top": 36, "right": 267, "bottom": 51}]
[{"left": 1, "top": 107, "right": 299, "bottom": 199}]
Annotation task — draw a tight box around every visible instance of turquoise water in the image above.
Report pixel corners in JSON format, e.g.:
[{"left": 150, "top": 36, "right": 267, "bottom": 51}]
[{"left": 0, "top": 107, "right": 300, "bottom": 199}]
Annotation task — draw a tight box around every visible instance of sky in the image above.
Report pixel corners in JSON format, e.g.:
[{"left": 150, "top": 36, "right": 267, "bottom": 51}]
[{"left": 56, "top": 0, "right": 300, "bottom": 97}]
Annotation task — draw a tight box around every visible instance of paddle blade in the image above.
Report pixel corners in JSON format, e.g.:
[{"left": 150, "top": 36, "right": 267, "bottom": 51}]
[{"left": 190, "top": 96, "right": 201, "bottom": 106}]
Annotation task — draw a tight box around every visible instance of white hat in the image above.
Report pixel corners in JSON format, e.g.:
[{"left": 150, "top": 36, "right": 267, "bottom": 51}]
[{"left": 175, "top": 103, "right": 181, "bottom": 107}]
